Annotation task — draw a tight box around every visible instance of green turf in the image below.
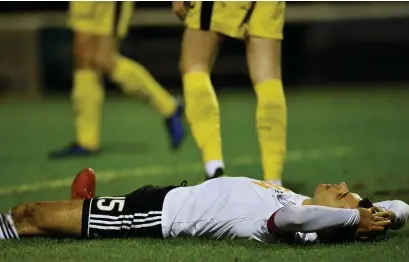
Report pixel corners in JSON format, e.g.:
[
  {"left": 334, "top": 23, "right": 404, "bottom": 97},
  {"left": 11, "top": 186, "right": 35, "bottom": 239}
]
[{"left": 0, "top": 89, "right": 408, "bottom": 261}]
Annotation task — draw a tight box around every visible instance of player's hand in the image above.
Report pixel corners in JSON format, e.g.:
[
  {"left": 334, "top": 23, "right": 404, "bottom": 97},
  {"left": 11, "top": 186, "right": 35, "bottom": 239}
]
[
  {"left": 374, "top": 209, "right": 396, "bottom": 225},
  {"left": 356, "top": 207, "right": 391, "bottom": 235},
  {"left": 172, "top": 1, "right": 187, "bottom": 21}
]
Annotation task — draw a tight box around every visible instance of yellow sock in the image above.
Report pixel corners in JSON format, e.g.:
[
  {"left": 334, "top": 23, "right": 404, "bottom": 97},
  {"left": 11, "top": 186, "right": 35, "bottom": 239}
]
[
  {"left": 110, "top": 56, "right": 177, "bottom": 117},
  {"left": 183, "top": 73, "right": 223, "bottom": 168},
  {"left": 71, "top": 69, "right": 104, "bottom": 150},
  {"left": 254, "top": 79, "right": 287, "bottom": 181}
]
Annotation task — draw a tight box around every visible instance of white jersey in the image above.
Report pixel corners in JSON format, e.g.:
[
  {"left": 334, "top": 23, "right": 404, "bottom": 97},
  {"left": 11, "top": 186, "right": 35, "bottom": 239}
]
[{"left": 161, "top": 177, "right": 310, "bottom": 243}]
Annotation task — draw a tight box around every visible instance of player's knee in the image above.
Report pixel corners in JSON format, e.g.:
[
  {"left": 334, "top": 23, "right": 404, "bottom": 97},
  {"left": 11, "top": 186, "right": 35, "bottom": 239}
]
[
  {"left": 73, "top": 32, "right": 97, "bottom": 69},
  {"left": 180, "top": 29, "right": 218, "bottom": 75},
  {"left": 11, "top": 203, "right": 43, "bottom": 227},
  {"left": 247, "top": 38, "right": 282, "bottom": 84},
  {"left": 92, "top": 53, "right": 115, "bottom": 73},
  {"left": 74, "top": 48, "right": 95, "bottom": 69},
  {"left": 250, "top": 62, "right": 281, "bottom": 85},
  {"left": 91, "top": 36, "right": 117, "bottom": 73},
  {"left": 180, "top": 61, "right": 211, "bottom": 76},
  {"left": 179, "top": 60, "right": 193, "bottom": 75},
  {"left": 252, "top": 73, "right": 281, "bottom": 86}
]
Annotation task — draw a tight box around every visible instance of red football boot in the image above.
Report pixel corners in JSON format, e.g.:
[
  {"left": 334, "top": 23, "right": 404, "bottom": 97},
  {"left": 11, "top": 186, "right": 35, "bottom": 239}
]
[{"left": 71, "top": 168, "right": 96, "bottom": 200}]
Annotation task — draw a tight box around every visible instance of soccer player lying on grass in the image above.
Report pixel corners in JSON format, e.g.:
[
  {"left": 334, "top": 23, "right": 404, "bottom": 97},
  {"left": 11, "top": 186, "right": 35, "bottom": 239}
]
[{"left": 0, "top": 169, "right": 408, "bottom": 244}]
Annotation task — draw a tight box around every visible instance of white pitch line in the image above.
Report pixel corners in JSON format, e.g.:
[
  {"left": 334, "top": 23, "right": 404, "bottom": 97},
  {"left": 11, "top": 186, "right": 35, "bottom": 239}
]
[{"left": 0, "top": 147, "right": 351, "bottom": 196}]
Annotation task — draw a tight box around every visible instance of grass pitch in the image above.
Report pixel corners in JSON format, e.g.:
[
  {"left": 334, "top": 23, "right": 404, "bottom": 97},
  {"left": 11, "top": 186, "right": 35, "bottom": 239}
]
[{"left": 0, "top": 88, "right": 408, "bottom": 261}]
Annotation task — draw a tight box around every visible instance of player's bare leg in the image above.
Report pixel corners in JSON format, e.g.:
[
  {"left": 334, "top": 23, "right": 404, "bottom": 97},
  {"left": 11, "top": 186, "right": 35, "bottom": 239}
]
[
  {"left": 0, "top": 200, "right": 83, "bottom": 239},
  {"left": 246, "top": 37, "right": 286, "bottom": 186},
  {"left": 0, "top": 167, "right": 98, "bottom": 240},
  {"left": 180, "top": 28, "right": 225, "bottom": 179}
]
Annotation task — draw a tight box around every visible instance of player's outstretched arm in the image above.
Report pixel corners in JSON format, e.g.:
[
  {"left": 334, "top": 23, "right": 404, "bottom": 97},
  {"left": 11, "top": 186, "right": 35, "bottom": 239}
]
[
  {"left": 0, "top": 200, "right": 83, "bottom": 240},
  {"left": 374, "top": 200, "right": 409, "bottom": 230},
  {"left": 267, "top": 205, "right": 390, "bottom": 235}
]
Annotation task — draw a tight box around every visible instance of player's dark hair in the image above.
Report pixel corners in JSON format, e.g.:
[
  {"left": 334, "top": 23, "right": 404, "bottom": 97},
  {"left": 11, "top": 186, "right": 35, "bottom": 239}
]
[
  {"left": 319, "top": 197, "right": 377, "bottom": 243},
  {"left": 358, "top": 198, "right": 373, "bottom": 209}
]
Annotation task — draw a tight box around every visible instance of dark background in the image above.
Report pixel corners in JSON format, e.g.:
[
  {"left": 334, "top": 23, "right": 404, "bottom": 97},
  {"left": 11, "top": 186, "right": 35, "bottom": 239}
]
[{"left": 1, "top": 2, "right": 409, "bottom": 93}]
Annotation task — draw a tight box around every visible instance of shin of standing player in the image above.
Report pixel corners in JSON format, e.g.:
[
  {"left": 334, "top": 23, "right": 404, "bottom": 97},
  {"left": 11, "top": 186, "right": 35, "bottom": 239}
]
[
  {"left": 174, "top": 1, "right": 286, "bottom": 184},
  {"left": 50, "top": 2, "right": 185, "bottom": 158}
]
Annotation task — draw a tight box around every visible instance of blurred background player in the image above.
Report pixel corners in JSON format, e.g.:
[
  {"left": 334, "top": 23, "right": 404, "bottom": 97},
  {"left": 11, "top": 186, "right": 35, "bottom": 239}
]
[
  {"left": 173, "top": 2, "right": 286, "bottom": 184},
  {"left": 49, "top": 1, "right": 185, "bottom": 158}
]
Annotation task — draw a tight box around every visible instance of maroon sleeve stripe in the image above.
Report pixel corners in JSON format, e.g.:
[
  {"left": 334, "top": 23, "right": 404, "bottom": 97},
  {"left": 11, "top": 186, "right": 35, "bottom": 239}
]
[{"left": 267, "top": 207, "right": 284, "bottom": 234}]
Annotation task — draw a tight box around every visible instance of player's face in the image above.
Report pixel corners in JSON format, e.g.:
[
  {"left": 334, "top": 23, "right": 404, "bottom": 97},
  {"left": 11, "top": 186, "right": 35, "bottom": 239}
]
[{"left": 312, "top": 182, "right": 362, "bottom": 209}]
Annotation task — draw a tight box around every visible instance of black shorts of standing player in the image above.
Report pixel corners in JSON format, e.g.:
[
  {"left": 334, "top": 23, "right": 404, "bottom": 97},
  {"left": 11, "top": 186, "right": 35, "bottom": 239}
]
[{"left": 81, "top": 183, "right": 184, "bottom": 239}]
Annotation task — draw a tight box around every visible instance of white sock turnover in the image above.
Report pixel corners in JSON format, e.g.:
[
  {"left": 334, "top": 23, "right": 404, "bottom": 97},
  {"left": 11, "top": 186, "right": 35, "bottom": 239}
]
[
  {"left": 205, "top": 160, "right": 224, "bottom": 178},
  {"left": 0, "top": 211, "right": 19, "bottom": 240}
]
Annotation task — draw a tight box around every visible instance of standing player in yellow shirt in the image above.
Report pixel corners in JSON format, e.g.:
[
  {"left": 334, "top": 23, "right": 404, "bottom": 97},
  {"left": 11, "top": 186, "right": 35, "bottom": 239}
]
[
  {"left": 173, "top": 1, "right": 286, "bottom": 185},
  {"left": 49, "top": 2, "right": 185, "bottom": 158}
]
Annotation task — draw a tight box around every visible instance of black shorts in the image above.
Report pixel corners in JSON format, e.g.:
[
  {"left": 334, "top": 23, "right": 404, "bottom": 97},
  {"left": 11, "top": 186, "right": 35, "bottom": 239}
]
[{"left": 81, "top": 184, "right": 179, "bottom": 239}]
